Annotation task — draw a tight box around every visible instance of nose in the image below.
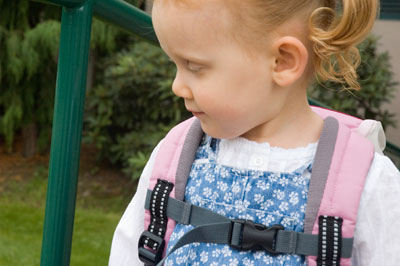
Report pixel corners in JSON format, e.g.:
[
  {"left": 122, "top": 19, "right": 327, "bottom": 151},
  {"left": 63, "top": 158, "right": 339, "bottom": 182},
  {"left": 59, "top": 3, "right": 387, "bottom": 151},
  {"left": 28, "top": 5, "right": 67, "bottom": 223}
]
[{"left": 172, "top": 72, "right": 193, "bottom": 100}]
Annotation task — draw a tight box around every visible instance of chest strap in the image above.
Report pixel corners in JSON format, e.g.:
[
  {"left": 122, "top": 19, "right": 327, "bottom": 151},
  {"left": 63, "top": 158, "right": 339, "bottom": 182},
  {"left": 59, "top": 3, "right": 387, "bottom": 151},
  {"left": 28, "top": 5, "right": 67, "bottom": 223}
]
[{"left": 139, "top": 189, "right": 353, "bottom": 266}]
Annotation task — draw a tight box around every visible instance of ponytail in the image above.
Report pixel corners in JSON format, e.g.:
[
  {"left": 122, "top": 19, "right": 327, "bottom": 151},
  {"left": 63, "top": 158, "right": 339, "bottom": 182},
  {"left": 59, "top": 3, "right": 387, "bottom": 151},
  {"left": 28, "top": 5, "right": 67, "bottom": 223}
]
[{"left": 309, "top": 0, "right": 379, "bottom": 90}]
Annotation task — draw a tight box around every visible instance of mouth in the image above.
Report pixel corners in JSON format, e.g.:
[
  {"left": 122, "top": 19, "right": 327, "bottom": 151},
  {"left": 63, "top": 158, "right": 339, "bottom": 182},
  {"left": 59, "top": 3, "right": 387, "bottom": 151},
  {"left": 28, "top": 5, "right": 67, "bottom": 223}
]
[
  {"left": 188, "top": 109, "right": 204, "bottom": 117},
  {"left": 186, "top": 104, "right": 204, "bottom": 117}
]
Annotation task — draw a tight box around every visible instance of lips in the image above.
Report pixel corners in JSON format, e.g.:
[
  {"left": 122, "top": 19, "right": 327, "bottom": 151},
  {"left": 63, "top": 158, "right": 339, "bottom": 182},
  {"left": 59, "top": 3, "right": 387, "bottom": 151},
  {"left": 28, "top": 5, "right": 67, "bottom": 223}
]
[
  {"left": 191, "top": 111, "right": 204, "bottom": 117},
  {"left": 188, "top": 109, "right": 204, "bottom": 116},
  {"left": 186, "top": 105, "right": 204, "bottom": 117}
]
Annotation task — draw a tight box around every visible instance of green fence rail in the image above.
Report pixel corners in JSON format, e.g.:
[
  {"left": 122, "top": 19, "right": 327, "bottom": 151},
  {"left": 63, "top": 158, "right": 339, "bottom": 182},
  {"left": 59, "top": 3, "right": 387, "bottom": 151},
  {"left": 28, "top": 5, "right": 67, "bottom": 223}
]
[{"left": 31, "top": 0, "right": 400, "bottom": 265}]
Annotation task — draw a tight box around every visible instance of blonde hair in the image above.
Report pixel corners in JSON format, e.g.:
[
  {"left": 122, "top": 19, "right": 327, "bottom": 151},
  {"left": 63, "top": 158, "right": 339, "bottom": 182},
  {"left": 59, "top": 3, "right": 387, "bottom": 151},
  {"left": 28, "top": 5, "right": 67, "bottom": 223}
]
[
  {"left": 309, "top": 0, "right": 379, "bottom": 90},
  {"left": 160, "top": 0, "right": 379, "bottom": 90}
]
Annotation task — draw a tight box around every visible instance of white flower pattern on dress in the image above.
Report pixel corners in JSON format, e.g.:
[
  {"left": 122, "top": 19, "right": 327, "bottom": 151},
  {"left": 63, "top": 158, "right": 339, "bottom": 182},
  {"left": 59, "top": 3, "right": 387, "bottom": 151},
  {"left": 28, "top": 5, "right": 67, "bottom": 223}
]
[{"left": 165, "top": 135, "right": 313, "bottom": 265}]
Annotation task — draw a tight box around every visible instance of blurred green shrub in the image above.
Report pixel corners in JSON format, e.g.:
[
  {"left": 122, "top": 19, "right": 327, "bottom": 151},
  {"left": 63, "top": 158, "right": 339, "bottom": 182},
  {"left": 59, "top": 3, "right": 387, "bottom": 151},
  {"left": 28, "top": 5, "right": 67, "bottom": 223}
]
[
  {"left": 309, "top": 35, "right": 398, "bottom": 129},
  {"left": 83, "top": 42, "right": 189, "bottom": 180},
  {"left": 0, "top": 0, "right": 139, "bottom": 155},
  {"left": 0, "top": 0, "right": 61, "bottom": 153}
]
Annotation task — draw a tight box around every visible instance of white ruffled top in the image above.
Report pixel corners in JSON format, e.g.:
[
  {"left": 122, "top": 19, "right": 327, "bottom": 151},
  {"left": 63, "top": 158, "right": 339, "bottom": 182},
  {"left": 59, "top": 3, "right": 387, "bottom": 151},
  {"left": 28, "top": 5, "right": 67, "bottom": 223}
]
[{"left": 217, "top": 136, "right": 317, "bottom": 173}]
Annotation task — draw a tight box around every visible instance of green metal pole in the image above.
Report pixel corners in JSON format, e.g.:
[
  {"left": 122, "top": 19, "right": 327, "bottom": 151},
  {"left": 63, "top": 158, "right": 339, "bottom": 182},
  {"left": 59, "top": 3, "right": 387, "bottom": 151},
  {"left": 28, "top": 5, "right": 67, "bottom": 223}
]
[{"left": 40, "top": 1, "right": 93, "bottom": 265}]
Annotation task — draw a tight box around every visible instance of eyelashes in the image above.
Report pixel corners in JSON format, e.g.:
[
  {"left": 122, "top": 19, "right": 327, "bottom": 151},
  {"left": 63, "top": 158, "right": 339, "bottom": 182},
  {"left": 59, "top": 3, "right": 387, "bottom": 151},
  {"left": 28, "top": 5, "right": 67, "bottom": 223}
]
[
  {"left": 167, "top": 57, "right": 202, "bottom": 73},
  {"left": 187, "top": 61, "right": 202, "bottom": 73}
]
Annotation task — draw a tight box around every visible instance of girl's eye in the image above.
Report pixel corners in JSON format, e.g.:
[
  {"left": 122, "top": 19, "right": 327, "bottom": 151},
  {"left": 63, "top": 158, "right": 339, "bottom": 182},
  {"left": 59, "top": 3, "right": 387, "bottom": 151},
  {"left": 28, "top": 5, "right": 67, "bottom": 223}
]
[{"left": 187, "top": 61, "right": 202, "bottom": 73}]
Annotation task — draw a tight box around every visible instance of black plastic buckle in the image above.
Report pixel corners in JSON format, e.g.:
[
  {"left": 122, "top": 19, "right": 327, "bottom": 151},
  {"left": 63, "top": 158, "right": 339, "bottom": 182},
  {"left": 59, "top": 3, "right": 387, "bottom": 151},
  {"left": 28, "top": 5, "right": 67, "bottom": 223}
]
[
  {"left": 138, "top": 231, "right": 165, "bottom": 266},
  {"left": 229, "top": 219, "right": 284, "bottom": 255}
]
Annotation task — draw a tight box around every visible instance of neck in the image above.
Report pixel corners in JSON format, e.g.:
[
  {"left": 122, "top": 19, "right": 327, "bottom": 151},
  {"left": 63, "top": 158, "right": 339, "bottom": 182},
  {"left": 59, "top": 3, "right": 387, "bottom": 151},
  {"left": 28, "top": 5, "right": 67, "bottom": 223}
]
[{"left": 241, "top": 90, "right": 324, "bottom": 149}]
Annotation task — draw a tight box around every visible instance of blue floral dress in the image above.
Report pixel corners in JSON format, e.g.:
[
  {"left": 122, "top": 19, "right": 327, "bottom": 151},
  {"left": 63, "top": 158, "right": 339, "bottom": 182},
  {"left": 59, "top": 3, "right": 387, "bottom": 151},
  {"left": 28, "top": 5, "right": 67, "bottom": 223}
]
[{"left": 165, "top": 135, "right": 317, "bottom": 266}]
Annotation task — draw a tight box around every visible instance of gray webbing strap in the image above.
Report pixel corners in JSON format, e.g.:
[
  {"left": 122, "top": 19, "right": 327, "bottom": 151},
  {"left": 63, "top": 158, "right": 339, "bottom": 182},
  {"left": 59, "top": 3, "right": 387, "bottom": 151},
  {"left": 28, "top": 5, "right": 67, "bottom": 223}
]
[
  {"left": 174, "top": 119, "right": 203, "bottom": 201},
  {"left": 145, "top": 189, "right": 230, "bottom": 225},
  {"left": 155, "top": 222, "right": 232, "bottom": 266},
  {"left": 154, "top": 221, "right": 353, "bottom": 266},
  {"left": 304, "top": 117, "right": 339, "bottom": 234},
  {"left": 275, "top": 230, "right": 353, "bottom": 257},
  {"left": 145, "top": 189, "right": 353, "bottom": 266}
]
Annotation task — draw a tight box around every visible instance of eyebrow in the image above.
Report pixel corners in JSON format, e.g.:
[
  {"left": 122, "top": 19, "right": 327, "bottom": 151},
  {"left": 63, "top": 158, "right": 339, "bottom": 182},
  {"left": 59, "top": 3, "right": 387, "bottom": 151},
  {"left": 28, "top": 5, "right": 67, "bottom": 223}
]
[{"left": 163, "top": 47, "right": 210, "bottom": 65}]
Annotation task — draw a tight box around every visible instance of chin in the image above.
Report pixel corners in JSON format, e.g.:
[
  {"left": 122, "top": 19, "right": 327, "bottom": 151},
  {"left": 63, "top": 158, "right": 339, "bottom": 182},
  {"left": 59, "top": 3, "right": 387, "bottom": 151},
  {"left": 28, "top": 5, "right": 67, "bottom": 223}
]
[{"left": 200, "top": 124, "right": 241, "bottom": 140}]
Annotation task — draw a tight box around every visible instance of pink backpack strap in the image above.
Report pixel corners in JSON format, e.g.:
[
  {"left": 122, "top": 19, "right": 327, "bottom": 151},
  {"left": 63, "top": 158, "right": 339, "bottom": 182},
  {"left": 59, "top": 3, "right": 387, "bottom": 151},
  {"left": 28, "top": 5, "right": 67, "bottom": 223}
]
[
  {"left": 305, "top": 115, "right": 375, "bottom": 265},
  {"left": 311, "top": 106, "right": 362, "bottom": 130},
  {"left": 141, "top": 117, "right": 203, "bottom": 261},
  {"left": 147, "top": 117, "right": 202, "bottom": 200}
]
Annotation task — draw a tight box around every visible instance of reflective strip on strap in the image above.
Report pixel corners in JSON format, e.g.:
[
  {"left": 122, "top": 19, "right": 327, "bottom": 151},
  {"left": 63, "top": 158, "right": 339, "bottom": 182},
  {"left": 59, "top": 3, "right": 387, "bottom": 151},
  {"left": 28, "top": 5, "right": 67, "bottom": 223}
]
[
  {"left": 144, "top": 180, "right": 174, "bottom": 251},
  {"left": 317, "top": 216, "right": 343, "bottom": 265}
]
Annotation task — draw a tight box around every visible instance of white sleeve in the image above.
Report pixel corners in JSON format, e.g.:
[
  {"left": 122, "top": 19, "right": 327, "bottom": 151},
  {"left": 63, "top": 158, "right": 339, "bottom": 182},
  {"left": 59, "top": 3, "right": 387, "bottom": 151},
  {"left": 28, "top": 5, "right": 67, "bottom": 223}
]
[
  {"left": 351, "top": 152, "right": 400, "bottom": 266},
  {"left": 108, "top": 140, "right": 162, "bottom": 266}
]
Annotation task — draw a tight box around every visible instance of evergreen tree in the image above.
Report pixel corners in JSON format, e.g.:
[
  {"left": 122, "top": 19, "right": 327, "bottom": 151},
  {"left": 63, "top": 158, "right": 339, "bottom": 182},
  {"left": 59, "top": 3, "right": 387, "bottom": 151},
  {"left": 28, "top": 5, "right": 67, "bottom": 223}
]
[{"left": 0, "top": 0, "right": 137, "bottom": 156}]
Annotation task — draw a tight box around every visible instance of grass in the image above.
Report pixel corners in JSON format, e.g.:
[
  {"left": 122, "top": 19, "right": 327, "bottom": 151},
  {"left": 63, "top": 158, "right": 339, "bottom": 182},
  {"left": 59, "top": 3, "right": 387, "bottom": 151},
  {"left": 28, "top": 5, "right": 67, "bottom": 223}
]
[{"left": 0, "top": 166, "right": 135, "bottom": 266}]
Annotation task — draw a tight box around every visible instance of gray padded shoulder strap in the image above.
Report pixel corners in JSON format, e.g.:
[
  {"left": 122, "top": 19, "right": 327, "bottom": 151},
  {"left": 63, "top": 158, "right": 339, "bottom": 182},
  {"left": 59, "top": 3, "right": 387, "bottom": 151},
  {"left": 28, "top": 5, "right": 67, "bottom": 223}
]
[
  {"left": 174, "top": 119, "right": 203, "bottom": 201},
  {"left": 304, "top": 117, "right": 339, "bottom": 234}
]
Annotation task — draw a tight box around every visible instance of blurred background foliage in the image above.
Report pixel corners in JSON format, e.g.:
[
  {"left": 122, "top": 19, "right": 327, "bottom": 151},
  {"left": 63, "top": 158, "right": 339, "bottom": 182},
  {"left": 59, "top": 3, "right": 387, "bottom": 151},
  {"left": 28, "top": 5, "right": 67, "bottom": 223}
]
[
  {"left": 83, "top": 42, "right": 189, "bottom": 180},
  {"left": 0, "top": 0, "right": 141, "bottom": 156},
  {"left": 0, "top": 0, "right": 397, "bottom": 181},
  {"left": 0, "top": 0, "right": 60, "bottom": 155}
]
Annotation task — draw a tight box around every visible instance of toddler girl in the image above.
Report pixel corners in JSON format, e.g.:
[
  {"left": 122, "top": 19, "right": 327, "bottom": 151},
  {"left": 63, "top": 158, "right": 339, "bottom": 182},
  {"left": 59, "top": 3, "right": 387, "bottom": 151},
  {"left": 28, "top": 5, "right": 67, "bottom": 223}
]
[{"left": 109, "top": 0, "right": 400, "bottom": 265}]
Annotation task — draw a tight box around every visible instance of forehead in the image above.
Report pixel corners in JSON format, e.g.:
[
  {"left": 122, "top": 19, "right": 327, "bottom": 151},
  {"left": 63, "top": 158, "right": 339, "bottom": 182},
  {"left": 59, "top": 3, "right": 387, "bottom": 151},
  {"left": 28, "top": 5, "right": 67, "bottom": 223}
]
[{"left": 152, "top": 1, "right": 234, "bottom": 57}]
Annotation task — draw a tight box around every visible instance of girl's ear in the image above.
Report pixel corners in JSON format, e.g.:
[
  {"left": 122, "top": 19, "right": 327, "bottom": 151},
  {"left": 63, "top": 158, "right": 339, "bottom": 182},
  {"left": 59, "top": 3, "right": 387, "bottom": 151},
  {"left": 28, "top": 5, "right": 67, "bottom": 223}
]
[{"left": 271, "top": 36, "right": 308, "bottom": 87}]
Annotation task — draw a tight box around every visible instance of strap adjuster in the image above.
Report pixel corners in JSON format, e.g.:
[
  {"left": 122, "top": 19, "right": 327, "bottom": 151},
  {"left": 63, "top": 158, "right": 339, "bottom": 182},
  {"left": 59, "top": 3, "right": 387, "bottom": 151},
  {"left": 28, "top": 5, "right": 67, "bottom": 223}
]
[
  {"left": 229, "top": 219, "right": 284, "bottom": 255},
  {"left": 138, "top": 231, "right": 165, "bottom": 265}
]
